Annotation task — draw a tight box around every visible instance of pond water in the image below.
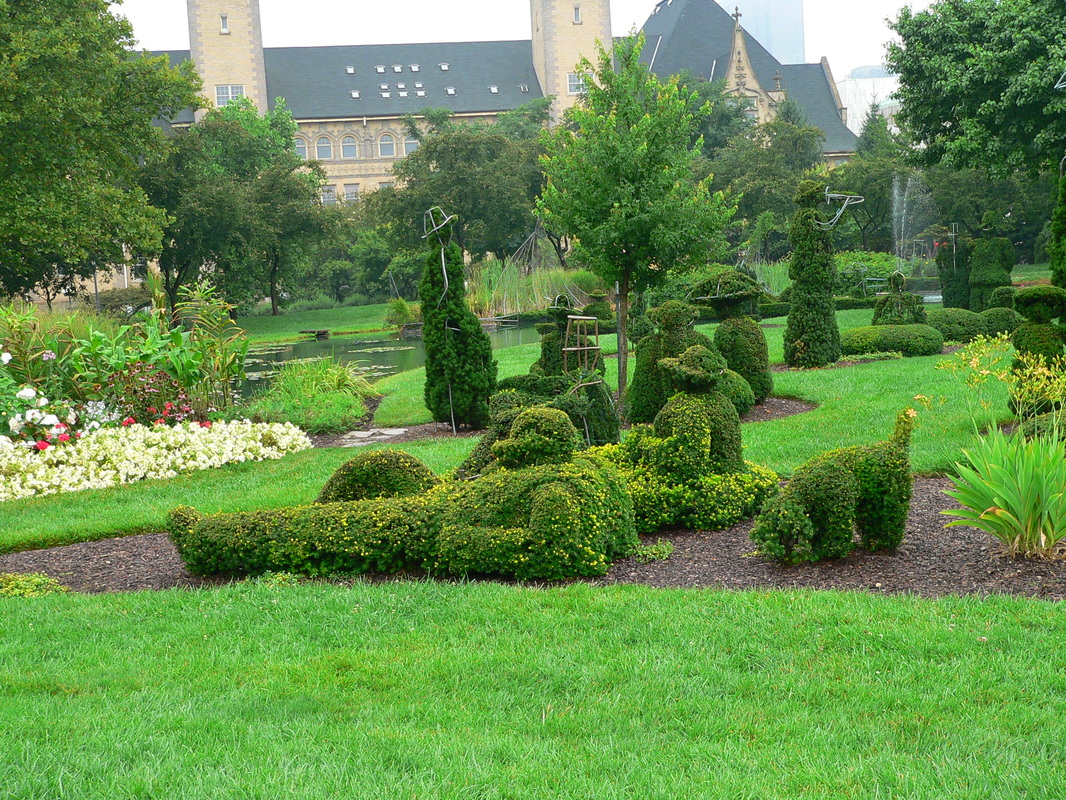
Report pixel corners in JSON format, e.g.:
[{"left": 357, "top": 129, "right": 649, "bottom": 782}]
[{"left": 242, "top": 326, "right": 542, "bottom": 396}]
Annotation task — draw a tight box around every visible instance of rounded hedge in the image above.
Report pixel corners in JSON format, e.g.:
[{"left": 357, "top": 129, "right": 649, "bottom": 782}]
[
  {"left": 1014, "top": 285, "right": 1066, "bottom": 324},
  {"left": 988, "top": 285, "right": 1017, "bottom": 309},
  {"left": 926, "top": 308, "right": 987, "bottom": 343},
  {"left": 491, "top": 407, "right": 582, "bottom": 469},
  {"left": 1012, "top": 322, "right": 1065, "bottom": 363},
  {"left": 718, "top": 368, "right": 756, "bottom": 417},
  {"left": 840, "top": 324, "right": 944, "bottom": 358},
  {"left": 714, "top": 316, "right": 773, "bottom": 402},
  {"left": 871, "top": 293, "right": 926, "bottom": 326},
  {"left": 980, "top": 307, "right": 1025, "bottom": 336},
  {"left": 316, "top": 449, "right": 439, "bottom": 504}
]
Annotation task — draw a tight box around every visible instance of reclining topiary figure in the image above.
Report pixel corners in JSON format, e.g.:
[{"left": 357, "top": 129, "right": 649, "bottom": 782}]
[
  {"left": 871, "top": 271, "right": 927, "bottom": 326},
  {"left": 169, "top": 413, "right": 637, "bottom": 582},
  {"left": 750, "top": 409, "right": 915, "bottom": 564}
]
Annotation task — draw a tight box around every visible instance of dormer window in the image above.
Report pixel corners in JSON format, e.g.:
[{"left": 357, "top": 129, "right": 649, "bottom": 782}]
[
  {"left": 346, "top": 66, "right": 356, "bottom": 75},
  {"left": 379, "top": 83, "right": 389, "bottom": 90},
  {"left": 520, "top": 84, "right": 530, "bottom": 93},
  {"left": 398, "top": 91, "right": 408, "bottom": 98},
  {"left": 489, "top": 85, "right": 499, "bottom": 94},
  {"left": 445, "top": 87, "right": 456, "bottom": 96},
  {"left": 414, "top": 82, "right": 424, "bottom": 89},
  {"left": 393, "top": 65, "right": 402, "bottom": 73},
  {"left": 439, "top": 63, "right": 450, "bottom": 71},
  {"left": 416, "top": 90, "right": 426, "bottom": 97},
  {"left": 220, "top": 14, "right": 229, "bottom": 34},
  {"left": 350, "top": 90, "right": 361, "bottom": 99},
  {"left": 410, "top": 64, "right": 420, "bottom": 72},
  {"left": 381, "top": 91, "right": 391, "bottom": 98},
  {"left": 375, "top": 65, "right": 386, "bottom": 73},
  {"left": 397, "top": 83, "right": 406, "bottom": 90}
]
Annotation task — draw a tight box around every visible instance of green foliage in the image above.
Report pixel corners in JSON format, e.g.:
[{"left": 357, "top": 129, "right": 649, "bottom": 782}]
[
  {"left": 989, "top": 286, "right": 1017, "bottom": 309},
  {"left": 1051, "top": 173, "right": 1066, "bottom": 288},
  {"left": 419, "top": 226, "right": 497, "bottom": 429},
  {"left": 718, "top": 368, "right": 756, "bottom": 417},
  {"left": 888, "top": 0, "right": 1066, "bottom": 173},
  {"left": 690, "top": 269, "right": 761, "bottom": 320},
  {"left": 944, "top": 428, "right": 1066, "bottom": 557},
  {"left": 581, "top": 293, "right": 615, "bottom": 325},
  {"left": 384, "top": 297, "right": 416, "bottom": 327},
  {"left": 784, "top": 181, "right": 841, "bottom": 367},
  {"left": 927, "top": 308, "right": 988, "bottom": 343},
  {"left": 1014, "top": 286, "right": 1066, "bottom": 324},
  {"left": 529, "top": 305, "right": 604, "bottom": 377},
  {"left": 1011, "top": 323, "right": 1065, "bottom": 364},
  {"left": 0, "top": 572, "right": 67, "bottom": 598},
  {"left": 657, "top": 345, "right": 728, "bottom": 395},
  {"left": 245, "top": 357, "right": 377, "bottom": 434},
  {"left": 652, "top": 391, "right": 744, "bottom": 477},
  {"left": 981, "top": 307, "right": 1025, "bottom": 336},
  {"left": 871, "top": 293, "right": 927, "bottom": 326},
  {"left": 537, "top": 32, "right": 734, "bottom": 394},
  {"left": 841, "top": 324, "right": 944, "bottom": 358},
  {"left": 0, "top": 0, "right": 200, "bottom": 295},
  {"left": 752, "top": 411, "right": 914, "bottom": 562},
  {"left": 935, "top": 239, "right": 972, "bottom": 310},
  {"left": 627, "top": 301, "right": 713, "bottom": 423},
  {"left": 316, "top": 449, "right": 439, "bottom": 504},
  {"left": 632, "top": 538, "right": 675, "bottom": 564},
  {"left": 170, "top": 453, "right": 637, "bottom": 581},
  {"left": 968, "top": 238, "right": 1014, "bottom": 312},
  {"left": 490, "top": 407, "right": 582, "bottom": 469}
]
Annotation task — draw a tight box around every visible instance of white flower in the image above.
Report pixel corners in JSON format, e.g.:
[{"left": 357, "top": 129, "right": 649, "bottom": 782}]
[
  {"left": 0, "top": 436, "right": 12, "bottom": 449},
  {"left": 41, "top": 414, "right": 60, "bottom": 427},
  {"left": 36, "top": 397, "right": 49, "bottom": 408},
  {"left": 15, "top": 386, "right": 35, "bottom": 400},
  {"left": 24, "top": 409, "right": 42, "bottom": 423},
  {"left": 66, "top": 411, "right": 77, "bottom": 425},
  {"left": 0, "top": 352, "right": 11, "bottom": 365}
]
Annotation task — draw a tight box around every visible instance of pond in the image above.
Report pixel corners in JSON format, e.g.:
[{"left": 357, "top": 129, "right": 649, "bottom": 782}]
[{"left": 242, "top": 326, "right": 543, "bottom": 395}]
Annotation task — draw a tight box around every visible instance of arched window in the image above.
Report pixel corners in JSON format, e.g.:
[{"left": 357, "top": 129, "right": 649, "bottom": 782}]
[
  {"left": 404, "top": 136, "right": 419, "bottom": 156},
  {"left": 341, "top": 135, "right": 358, "bottom": 159},
  {"left": 316, "top": 136, "right": 333, "bottom": 160},
  {"left": 294, "top": 138, "right": 307, "bottom": 159},
  {"left": 379, "top": 134, "right": 396, "bottom": 158}
]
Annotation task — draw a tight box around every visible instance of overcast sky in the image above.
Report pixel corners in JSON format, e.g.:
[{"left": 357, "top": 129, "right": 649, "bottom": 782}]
[{"left": 112, "top": 0, "right": 932, "bottom": 79}]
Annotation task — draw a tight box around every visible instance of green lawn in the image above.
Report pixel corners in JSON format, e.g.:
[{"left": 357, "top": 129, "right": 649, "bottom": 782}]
[
  {"left": 238, "top": 303, "right": 394, "bottom": 343},
  {"left": 3, "top": 581, "right": 1066, "bottom": 798},
  {"left": 1011, "top": 262, "right": 1052, "bottom": 283}
]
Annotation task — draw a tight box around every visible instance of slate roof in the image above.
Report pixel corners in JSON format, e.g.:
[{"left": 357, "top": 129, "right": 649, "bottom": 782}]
[
  {"left": 157, "top": 0, "right": 855, "bottom": 153},
  {"left": 639, "top": 0, "right": 857, "bottom": 153}
]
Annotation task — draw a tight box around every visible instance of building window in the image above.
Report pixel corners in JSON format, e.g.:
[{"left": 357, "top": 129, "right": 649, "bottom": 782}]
[
  {"left": 566, "top": 73, "right": 586, "bottom": 95},
  {"left": 398, "top": 91, "right": 408, "bottom": 98},
  {"left": 445, "top": 87, "right": 456, "bottom": 96},
  {"left": 344, "top": 184, "right": 361, "bottom": 203},
  {"left": 346, "top": 66, "right": 356, "bottom": 75},
  {"left": 393, "top": 65, "right": 403, "bottom": 73},
  {"left": 520, "top": 84, "right": 530, "bottom": 93},
  {"left": 404, "top": 136, "right": 419, "bottom": 155},
  {"left": 350, "top": 90, "right": 360, "bottom": 99},
  {"left": 410, "top": 64, "right": 420, "bottom": 72},
  {"left": 379, "top": 134, "right": 396, "bottom": 157},
  {"left": 321, "top": 185, "right": 337, "bottom": 205},
  {"left": 375, "top": 65, "right": 386, "bottom": 73},
  {"left": 439, "top": 63, "right": 450, "bottom": 71},
  {"left": 489, "top": 85, "right": 499, "bottom": 94},
  {"left": 341, "top": 135, "right": 358, "bottom": 159},
  {"left": 573, "top": 5, "right": 582, "bottom": 23},
  {"left": 414, "top": 82, "right": 424, "bottom": 89},
  {"left": 316, "top": 136, "right": 333, "bottom": 160},
  {"left": 220, "top": 14, "right": 229, "bottom": 34},
  {"left": 215, "top": 84, "right": 244, "bottom": 106},
  {"left": 415, "top": 90, "right": 426, "bottom": 97},
  {"left": 294, "top": 138, "right": 307, "bottom": 159}
]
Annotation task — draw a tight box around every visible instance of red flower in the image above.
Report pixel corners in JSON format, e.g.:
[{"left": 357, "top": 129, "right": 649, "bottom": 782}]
[
  {"left": 35, "top": 440, "right": 50, "bottom": 451},
  {"left": 122, "top": 417, "right": 135, "bottom": 426},
  {"left": 154, "top": 418, "right": 166, "bottom": 425},
  {"left": 57, "top": 433, "right": 71, "bottom": 442},
  {"left": 199, "top": 421, "right": 212, "bottom": 429}
]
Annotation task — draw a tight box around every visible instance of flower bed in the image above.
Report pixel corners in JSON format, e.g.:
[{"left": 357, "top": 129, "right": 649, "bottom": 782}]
[{"left": 0, "top": 421, "right": 310, "bottom": 503}]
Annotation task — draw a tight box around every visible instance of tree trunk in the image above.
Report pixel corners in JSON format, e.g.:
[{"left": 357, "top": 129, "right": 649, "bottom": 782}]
[
  {"left": 269, "top": 253, "right": 280, "bottom": 316},
  {"left": 617, "top": 271, "right": 630, "bottom": 405}
]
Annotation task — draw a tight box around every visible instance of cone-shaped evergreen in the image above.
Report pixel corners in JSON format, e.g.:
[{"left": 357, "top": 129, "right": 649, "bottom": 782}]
[
  {"left": 784, "top": 181, "right": 841, "bottom": 367},
  {"left": 419, "top": 220, "right": 497, "bottom": 429},
  {"left": 1050, "top": 173, "right": 1066, "bottom": 289},
  {"left": 935, "top": 237, "right": 971, "bottom": 310}
]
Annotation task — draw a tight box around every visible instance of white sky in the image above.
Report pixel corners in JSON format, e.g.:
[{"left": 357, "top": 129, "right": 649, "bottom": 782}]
[{"left": 111, "top": 0, "right": 931, "bottom": 79}]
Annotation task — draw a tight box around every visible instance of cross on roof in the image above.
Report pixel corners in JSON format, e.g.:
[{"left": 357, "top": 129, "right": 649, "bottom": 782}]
[{"left": 732, "top": 6, "right": 742, "bottom": 25}]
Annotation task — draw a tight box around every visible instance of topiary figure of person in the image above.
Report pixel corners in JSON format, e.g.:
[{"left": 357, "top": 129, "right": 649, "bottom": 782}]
[
  {"left": 653, "top": 345, "right": 744, "bottom": 476},
  {"left": 968, "top": 237, "right": 1014, "bottom": 312},
  {"left": 317, "top": 449, "right": 440, "bottom": 504},
  {"left": 714, "top": 315, "right": 772, "bottom": 403},
  {"left": 935, "top": 237, "right": 971, "bottom": 310},
  {"left": 530, "top": 297, "right": 604, "bottom": 377},
  {"left": 871, "top": 271, "right": 927, "bottom": 326},
  {"left": 690, "top": 268, "right": 762, "bottom": 321},
  {"left": 1050, "top": 171, "right": 1066, "bottom": 289},
  {"left": 490, "top": 407, "right": 583, "bottom": 470},
  {"left": 627, "top": 300, "right": 715, "bottom": 423},
  {"left": 419, "top": 211, "right": 497, "bottom": 430},
  {"left": 784, "top": 181, "right": 841, "bottom": 367},
  {"left": 581, "top": 292, "right": 615, "bottom": 325}
]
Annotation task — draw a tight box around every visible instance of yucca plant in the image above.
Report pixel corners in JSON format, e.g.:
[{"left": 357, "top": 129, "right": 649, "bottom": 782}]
[{"left": 943, "top": 426, "right": 1066, "bottom": 557}]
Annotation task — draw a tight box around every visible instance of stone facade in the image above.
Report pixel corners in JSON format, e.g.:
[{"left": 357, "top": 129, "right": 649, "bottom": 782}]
[
  {"left": 188, "top": 0, "right": 269, "bottom": 117},
  {"left": 530, "top": 0, "right": 612, "bottom": 122},
  {"left": 723, "top": 9, "right": 785, "bottom": 125}
]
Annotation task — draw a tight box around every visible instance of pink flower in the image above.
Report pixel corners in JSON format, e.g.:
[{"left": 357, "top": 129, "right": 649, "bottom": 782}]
[
  {"left": 57, "top": 433, "right": 71, "bottom": 442},
  {"left": 121, "top": 417, "right": 135, "bottom": 426},
  {"left": 35, "top": 440, "right": 50, "bottom": 451},
  {"left": 199, "top": 421, "right": 213, "bottom": 429},
  {"left": 154, "top": 418, "right": 166, "bottom": 425}
]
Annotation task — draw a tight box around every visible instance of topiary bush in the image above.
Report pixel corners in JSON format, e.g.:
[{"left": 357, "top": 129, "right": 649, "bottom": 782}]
[
  {"left": 718, "top": 369, "right": 756, "bottom": 417},
  {"left": 316, "top": 449, "right": 439, "bottom": 504},
  {"left": 714, "top": 316, "right": 773, "bottom": 403},
  {"left": 925, "top": 308, "right": 987, "bottom": 343},
  {"left": 871, "top": 292, "right": 927, "bottom": 326},
  {"left": 968, "top": 237, "right": 1014, "bottom": 312},
  {"left": 751, "top": 410, "right": 914, "bottom": 563},
  {"left": 840, "top": 324, "right": 944, "bottom": 357},
  {"left": 989, "top": 285, "right": 1017, "bottom": 309},
  {"left": 784, "top": 181, "right": 841, "bottom": 368},
  {"left": 980, "top": 307, "right": 1025, "bottom": 336},
  {"left": 627, "top": 301, "right": 714, "bottom": 424},
  {"left": 419, "top": 218, "right": 497, "bottom": 429},
  {"left": 690, "top": 268, "right": 762, "bottom": 320},
  {"left": 1011, "top": 286, "right": 1066, "bottom": 372},
  {"left": 1050, "top": 172, "right": 1066, "bottom": 289},
  {"left": 580, "top": 292, "right": 614, "bottom": 325},
  {"left": 936, "top": 239, "right": 971, "bottom": 310},
  {"left": 1014, "top": 286, "right": 1066, "bottom": 325},
  {"left": 490, "top": 407, "right": 582, "bottom": 469}
]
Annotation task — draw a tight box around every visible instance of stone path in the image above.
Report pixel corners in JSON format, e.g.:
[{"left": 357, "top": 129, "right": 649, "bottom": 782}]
[{"left": 333, "top": 428, "right": 409, "bottom": 447}]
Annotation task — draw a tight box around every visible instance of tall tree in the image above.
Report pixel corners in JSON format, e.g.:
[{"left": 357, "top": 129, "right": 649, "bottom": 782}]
[
  {"left": 0, "top": 0, "right": 200, "bottom": 295},
  {"left": 537, "top": 33, "right": 733, "bottom": 397},
  {"left": 887, "top": 0, "right": 1066, "bottom": 174},
  {"left": 673, "top": 71, "right": 753, "bottom": 159}
]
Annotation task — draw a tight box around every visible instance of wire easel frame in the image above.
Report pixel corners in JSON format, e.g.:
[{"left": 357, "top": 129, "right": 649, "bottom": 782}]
[{"left": 815, "top": 187, "right": 865, "bottom": 230}]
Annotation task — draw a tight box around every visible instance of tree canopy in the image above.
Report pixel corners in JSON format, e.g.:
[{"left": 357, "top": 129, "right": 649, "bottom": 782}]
[
  {"left": 887, "top": 0, "right": 1066, "bottom": 174},
  {"left": 538, "top": 33, "right": 734, "bottom": 396},
  {"left": 0, "top": 0, "right": 201, "bottom": 295}
]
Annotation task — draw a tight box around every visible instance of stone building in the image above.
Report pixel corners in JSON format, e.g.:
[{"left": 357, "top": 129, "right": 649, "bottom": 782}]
[{"left": 164, "top": 0, "right": 856, "bottom": 198}]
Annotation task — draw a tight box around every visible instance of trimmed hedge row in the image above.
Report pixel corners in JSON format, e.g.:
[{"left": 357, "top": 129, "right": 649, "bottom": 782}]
[
  {"left": 759, "top": 297, "right": 881, "bottom": 319},
  {"left": 840, "top": 324, "right": 944, "bottom": 357}
]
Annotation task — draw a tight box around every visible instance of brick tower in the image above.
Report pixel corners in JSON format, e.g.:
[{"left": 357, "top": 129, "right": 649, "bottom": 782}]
[
  {"left": 530, "top": 0, "right": 612, "bottom": 121},
  {"left": 187, "top": 0, "right": 269, "bottom": 117}
]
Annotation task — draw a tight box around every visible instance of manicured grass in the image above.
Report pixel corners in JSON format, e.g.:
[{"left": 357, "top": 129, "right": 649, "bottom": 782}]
[
  {"left": 238, "top": 304, "right": 394, "bottom": 343},
  {"left": 0, "top": 439, "right": 475, "bottom": 554},
  {"left": 3, "top": 581, "right": 1066, "bottom": 798},
  {"left": 1012, "top": 262, "right": 1052, "bottom": 283}
]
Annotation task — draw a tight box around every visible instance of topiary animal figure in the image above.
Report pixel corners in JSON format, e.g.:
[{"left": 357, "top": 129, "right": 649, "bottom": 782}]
[
  {"left": 750, "top": 409, "right": 915, "bottom": 564},
  {"left": 784, "top": 181, "right": 841, "bottom": 367},
  {"left": 627, "top": 300, "right": 716, "bottom": 423},
  {"left": 419, "top": 214, "right": 497, "bottom": 429},
  {"left": 935, "top": 238, "right": 971, "bottom": 310},
  {"left": 714, "top": 315, "right": 773, "bottom": 403},
  {"left": 317, "top": 449, "right": 440, "bottom": 504},
  {"left": 968, "top": 237, "right": 1014, "bottom": 312}
]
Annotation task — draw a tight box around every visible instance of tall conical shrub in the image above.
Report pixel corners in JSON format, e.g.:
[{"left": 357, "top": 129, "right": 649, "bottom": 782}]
[
  {"left": 935, "top": 237, "right": 971, "bottom": 310},
  {"left": 784, "top": 181, "right": 840, "bottom": 368},
  {"left": 968, "top": 237, "right": 1014, "bottom": 313},
  {"left": 419, "top": 219, "right": 497, "bottom": 429},
  {"left": 1050, "top": 173, "right": 1066, "bottom": 290}
]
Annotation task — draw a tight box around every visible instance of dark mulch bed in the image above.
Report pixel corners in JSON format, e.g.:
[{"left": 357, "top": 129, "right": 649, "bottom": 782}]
[{"left": 4, "top": 478, "right": 1066, "bottom": 600}]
